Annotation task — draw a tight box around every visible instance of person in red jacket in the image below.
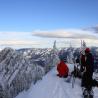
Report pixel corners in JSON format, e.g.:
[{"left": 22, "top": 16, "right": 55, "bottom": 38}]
[{"left": 57, "top": 59, "right": 69, "bottom": 78}]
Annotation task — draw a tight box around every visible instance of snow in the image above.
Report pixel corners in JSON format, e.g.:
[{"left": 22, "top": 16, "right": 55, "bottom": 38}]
[{"left": 15, "top": 64, "right": 98, "bottom": 98}]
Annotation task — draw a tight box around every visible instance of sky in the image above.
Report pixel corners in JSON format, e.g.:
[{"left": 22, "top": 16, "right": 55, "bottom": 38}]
[{"left": 0, "top": 0, "right": 98, "bottom": 49}]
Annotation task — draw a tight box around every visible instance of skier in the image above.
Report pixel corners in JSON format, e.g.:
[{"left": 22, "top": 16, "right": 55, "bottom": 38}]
[
  {"left": 80, "top": 48, "right": 94, "bottom": 98},
  {"left": 57, "top": 59, "right": 69, "bottom": 78}
]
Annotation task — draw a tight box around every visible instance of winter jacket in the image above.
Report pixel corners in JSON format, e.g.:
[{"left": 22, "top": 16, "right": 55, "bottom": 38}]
[
  {"left": 85, "top": 53, "right": 94, "bottom": 74},
  {"left": 80, "top": 54, "right": 86, "bottom": 72},
  {"left": 81, "top": 53, "right": 94, "bottom": 90},
  {"left": 57, "top": 60, "right": 69, "bottom": 77}
]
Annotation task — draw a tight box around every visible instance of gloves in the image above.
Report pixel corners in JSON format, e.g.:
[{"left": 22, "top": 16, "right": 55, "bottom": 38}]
[{"left": 80, "top": 66, "right": 85, "bottom": 72}]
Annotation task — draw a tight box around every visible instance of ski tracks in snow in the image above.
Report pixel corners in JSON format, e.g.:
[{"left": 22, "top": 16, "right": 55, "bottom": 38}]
[{"left": 52, "top": 78, "right": 70, "bottom": 98}]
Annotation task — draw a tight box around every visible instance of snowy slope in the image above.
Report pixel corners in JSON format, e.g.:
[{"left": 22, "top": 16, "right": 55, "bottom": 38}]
[{"left": 15, "top": 64, "right": 98, "bottom": 98}]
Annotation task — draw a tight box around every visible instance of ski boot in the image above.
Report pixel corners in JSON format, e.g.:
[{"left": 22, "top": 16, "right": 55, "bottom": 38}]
[
  {"left": 83, "top": 88, "right": 89, "bottom": 98},
  {"left": 88, "top": 89, "right": 94, "bottom": 98}
]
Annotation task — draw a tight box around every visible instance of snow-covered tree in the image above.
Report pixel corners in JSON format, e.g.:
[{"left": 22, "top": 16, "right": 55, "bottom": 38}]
[
  {"left": 0, "top": 48, "right": 45, "bottom": 98},
  {"left": 0, "top": 47, "right": 59, "bottom": 98}
]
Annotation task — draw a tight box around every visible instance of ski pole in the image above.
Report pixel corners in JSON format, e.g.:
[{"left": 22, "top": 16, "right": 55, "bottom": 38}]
[{"left": 72, "top": 65, "right": 76, "bottom": 88}]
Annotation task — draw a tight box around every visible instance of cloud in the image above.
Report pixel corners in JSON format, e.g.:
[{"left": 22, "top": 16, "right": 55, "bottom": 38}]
[
  {"left": 0, "top": 40, "right": 41, "bottom": 46},
  {"left": 32, "top": 29, "right": 98, "bottom": 47},
  {"left": 83, "top": 25, "right": 98, "bottom": 33},
  {"left": 0, "top": 31, "right": 43, "bottom": 45},
  {"left": 0, "top": 29, "right": 98, "bottom": 49},
  {"left": 0, "top": 31, "right": 32, "bottom": 40},
  {"left": 0, "top": 32, "right": 46, "bottom": 48},
  {"left": 93, "top": 26, "right": 98, "bottom": 33},
  {"left": 32, "top": 29, "right": 98, "bottom": 40}
]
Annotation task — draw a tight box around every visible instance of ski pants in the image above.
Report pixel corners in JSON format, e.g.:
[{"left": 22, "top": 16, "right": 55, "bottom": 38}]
[{"left": 81, "top": 72, "right": 93, "bottom": 90}]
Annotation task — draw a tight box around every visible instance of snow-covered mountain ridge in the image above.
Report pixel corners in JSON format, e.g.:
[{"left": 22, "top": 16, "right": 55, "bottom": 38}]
[{"left": 0, "top": 47, "right": 59, "bottom": 98}]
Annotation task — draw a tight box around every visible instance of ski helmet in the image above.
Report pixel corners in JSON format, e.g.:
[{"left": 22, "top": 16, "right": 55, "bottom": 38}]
[{"left": 85, "top": 48, "right": 90, "bottom": 53}]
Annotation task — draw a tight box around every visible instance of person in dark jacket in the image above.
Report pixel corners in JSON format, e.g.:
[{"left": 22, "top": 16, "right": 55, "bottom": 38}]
[
  {"left": 81, "top": 48, "right": 94, "bottom": 96},
  {"left": 57, "top": 59, "right": 69, "bottom": 78}
]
